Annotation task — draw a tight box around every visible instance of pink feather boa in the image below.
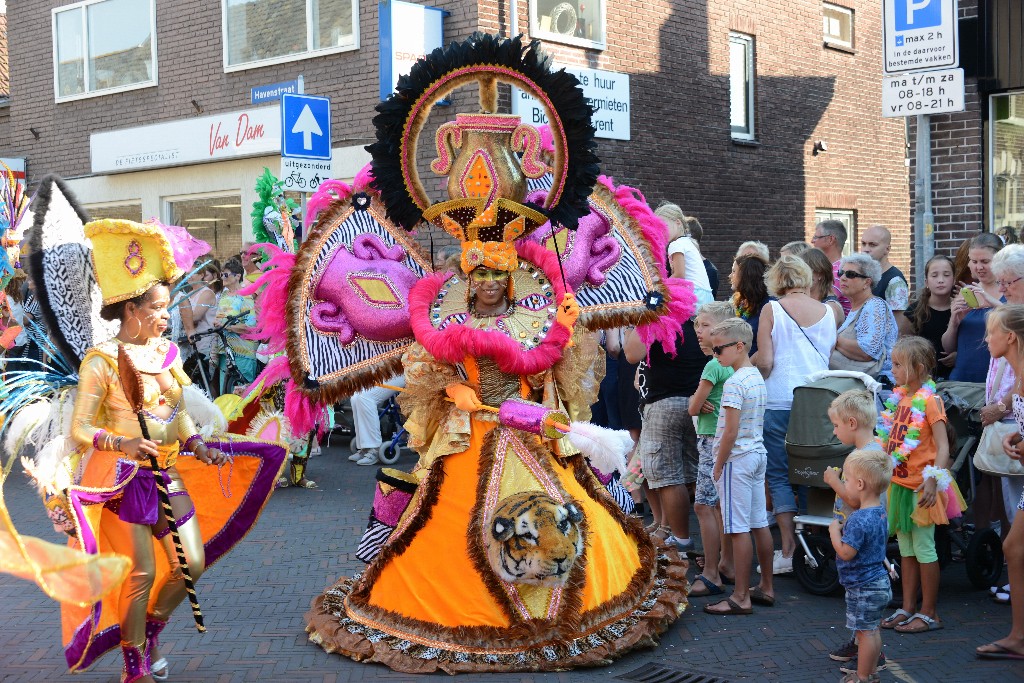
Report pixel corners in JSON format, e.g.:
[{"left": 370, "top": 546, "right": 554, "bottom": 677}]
[
  {"left": 409, "top": 241, "right": 573, "bottom": 375},
  {"left": 240, "top": 244, "right": 295, "bottom": 355},
  {"left": 304, "top": 179, "right": 353, "bottom": 229},
  {"left": 597, "top": 176, "right": 696, "bottom": 357},
  {"left": 284, "top": 377, "right": 329, "bottom": 438}
]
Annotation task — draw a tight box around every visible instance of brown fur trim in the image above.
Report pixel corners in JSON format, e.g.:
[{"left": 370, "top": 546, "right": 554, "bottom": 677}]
[
  {"left": 336, "top": 424, "right": 681, "bottom": 654},
  {"left": 304, "top": 542, "right": 689, "bottom": 673},
  {"left": 564, "top": 453, "right": 662, "bottom": 633},
  {"left": 467, "top": 428, "right": 537, "bottom": 621},
  {"left": 284, "top": 192, "right": 430, "bottom": 404}
]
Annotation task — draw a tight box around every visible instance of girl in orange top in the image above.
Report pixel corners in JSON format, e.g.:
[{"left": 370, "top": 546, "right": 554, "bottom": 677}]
[{"left": 878, "top": 336, "right": 964, "bottom": 634}]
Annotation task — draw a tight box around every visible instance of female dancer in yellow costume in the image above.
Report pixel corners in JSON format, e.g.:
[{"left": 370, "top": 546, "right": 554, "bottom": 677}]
[{"left": 58, "top": 220, "right": 285, "bottom": 682}]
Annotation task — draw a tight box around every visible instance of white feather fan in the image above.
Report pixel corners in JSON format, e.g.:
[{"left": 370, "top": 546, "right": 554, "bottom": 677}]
[{"left": 567, "top": 422, "right": 635, "bottom": 475}]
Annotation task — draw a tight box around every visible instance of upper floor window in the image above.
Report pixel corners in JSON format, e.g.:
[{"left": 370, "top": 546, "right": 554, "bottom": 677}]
[
  {"left": 823, "top": 3, "right": 854, "bottom": 50},
  {"left": 52, "top": 0, "right": 157, "bottom": 102},
  {"left": 530, "top": 0, "right": 606, "bottom": 50},
  {"left": 222, "top": 0, "right": 358, "bottom": 72},
  {"left": 729, "top": 32, "right": 755, "bottom": 141}
]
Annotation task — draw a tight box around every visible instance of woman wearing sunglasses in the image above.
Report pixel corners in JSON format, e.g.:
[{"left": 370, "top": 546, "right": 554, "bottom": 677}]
[{"left": 829, "top": 252, "right": 898, "bottom": 382}]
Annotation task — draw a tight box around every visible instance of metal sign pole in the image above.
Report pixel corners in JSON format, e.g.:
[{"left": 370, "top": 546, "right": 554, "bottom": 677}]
[{"left": 913, "top": 113, "right": 934, "bottom": 290}]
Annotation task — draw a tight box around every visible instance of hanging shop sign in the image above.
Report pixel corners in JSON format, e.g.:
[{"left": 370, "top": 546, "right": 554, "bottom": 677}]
[
  {"left": 379, "top": 0, "right": 447, "bottom": 100},
  {"left": 511, "top": 65, "right": 630, "bottom": 141}
]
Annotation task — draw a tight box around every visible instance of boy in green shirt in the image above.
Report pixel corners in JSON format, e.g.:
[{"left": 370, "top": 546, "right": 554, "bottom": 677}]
[{"left": 687, "top": 301, "right": 736, "bottom": 595}]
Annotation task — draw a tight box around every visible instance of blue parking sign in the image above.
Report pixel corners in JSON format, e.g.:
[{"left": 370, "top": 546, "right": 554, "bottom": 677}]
[
  {"left": 281, "top": 93, "right": 331, "bottom": 160},
  {"left": 896, "top": 0, "right": 942, "bottom": 31}
]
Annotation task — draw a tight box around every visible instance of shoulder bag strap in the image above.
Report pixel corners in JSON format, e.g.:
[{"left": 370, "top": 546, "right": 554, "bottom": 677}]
[{"left": 776, "top": 300, "right": 830, "bottom": 365}]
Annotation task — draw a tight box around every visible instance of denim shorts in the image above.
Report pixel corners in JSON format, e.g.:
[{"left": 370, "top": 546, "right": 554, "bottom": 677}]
[
  {"left": 845, "top": 575, "right": 892, "bottom": 632},
  {"left": 694, "top": 436, "right": 718, "bottom": 506}
]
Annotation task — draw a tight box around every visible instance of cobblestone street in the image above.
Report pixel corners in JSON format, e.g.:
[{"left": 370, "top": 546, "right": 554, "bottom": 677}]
[{"left": 2, "top": 443, "right": 1022, "bottom": 682}]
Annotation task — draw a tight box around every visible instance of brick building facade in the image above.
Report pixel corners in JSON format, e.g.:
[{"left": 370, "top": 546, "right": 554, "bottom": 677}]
[
  {"left": 1, "top": 0, "right": 910, "bottom": 275},
  {"left": 909, "top": 0, "right": 1024, "bottom": 265}
]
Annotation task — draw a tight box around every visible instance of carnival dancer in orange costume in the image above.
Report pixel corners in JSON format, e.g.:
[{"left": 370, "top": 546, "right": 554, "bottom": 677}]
[
  {"left": 5, "top": 178, "right": 286, "bottom": 683},
  {"left": 253, "top": 35, "right": 697, "bottom": 673}
]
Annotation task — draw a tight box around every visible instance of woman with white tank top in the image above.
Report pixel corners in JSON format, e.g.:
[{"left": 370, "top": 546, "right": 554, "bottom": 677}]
[{"left": 754, "top": 255, "right": 838, "bottom": 575}]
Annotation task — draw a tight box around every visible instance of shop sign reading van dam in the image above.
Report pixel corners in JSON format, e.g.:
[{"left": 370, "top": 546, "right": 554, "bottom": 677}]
[
  {"left": 90, "top": 107, "right": 282, "bottom": 174},
  {"left": 511, "top": 66, "right": 630, "bottom": 141}
]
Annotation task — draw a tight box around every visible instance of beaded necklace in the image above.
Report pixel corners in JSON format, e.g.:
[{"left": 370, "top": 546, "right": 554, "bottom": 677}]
[
  {"left": 731, "top": 292, "right": 755, "bottom": 321},
  {"left": 876, "top": 378, "right": 936, "bottom": 468}
]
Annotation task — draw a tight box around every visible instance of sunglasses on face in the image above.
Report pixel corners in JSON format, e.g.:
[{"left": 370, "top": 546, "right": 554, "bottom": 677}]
[
  {"left": 470, "top": 268, "right": 509, "bottom": 283},
  {"left": 712, "top": 340, "right": 741, "bottom": 356},
  {"left": 837, "top": 270, "right": 870, "bottom": 279}
]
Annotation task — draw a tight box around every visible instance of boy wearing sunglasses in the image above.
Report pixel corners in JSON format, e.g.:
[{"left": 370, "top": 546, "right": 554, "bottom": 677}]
[{"left": 704, "top": 318, "right": 774, "bottom": 615}]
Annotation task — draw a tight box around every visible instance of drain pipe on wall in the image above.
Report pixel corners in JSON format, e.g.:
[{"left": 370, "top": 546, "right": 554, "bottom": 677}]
[{"left": 913, "top": 114, "right": 934, "bottom": 290}]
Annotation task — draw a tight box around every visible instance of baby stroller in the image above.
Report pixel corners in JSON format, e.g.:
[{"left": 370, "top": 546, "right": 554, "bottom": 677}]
[
  {"left": 933, "top": 380, "right": 1004, "bottom": 591},
  {"left": 787, "top": 370, "right": 880, "bottom": 595}
]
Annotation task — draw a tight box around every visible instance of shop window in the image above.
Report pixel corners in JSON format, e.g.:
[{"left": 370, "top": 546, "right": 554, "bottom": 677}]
[
  {"left": 815, "top": 208, "right": 856, "bottom": 256},
  {"left": 84, "top": 202, "right": 143, "bottom": 223},
  {"left": 991, "top": 93, "right": 1024, "bottom": 239},
  {"left": 52, "top": 0, "right": 156, "bottom": 102},
  {"left": 823, "top": 3, "right": 854, "bottom": 50},
  {"left": 223, "top": 0, "right": 358, "bottom": 71},
  {"left": 530, "top": 0, "right": 605, "bottom": 50},
  {"left": 729, "top": 33, "right": 755, "bottom": 141},
  {"left": 167, "top": 195, "right": 244, "bottom": 261}
]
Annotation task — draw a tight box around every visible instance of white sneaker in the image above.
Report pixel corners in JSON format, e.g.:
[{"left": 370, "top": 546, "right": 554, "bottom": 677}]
[
  {"left": 757, "top": 550, "right": 794, "bottom": 575},
  {"left": 348, "top": 451, "right": 363, "bottom": 461},
  {"left": 356, "top": 452, "right": 379, "bottom": 466}
]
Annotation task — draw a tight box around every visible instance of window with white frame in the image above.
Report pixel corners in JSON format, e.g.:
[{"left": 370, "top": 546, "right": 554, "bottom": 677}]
[
  {"left": 823, "top": 3, "right": 854, "bottom": 49},
  {"left": 52, "top": 0, "right": 157, "bottom": 101},
  {"left": 530, "top": 0, "right": 605, "bottom": 49},
  {"left": 729, "top": 33, "right": 755, "bottom": 140},
  {"left": 223, "top": 0, "right": 358, "bottom": 71},
  {"left": 815, "top": 209, "right": 856, "bottom": 256}
]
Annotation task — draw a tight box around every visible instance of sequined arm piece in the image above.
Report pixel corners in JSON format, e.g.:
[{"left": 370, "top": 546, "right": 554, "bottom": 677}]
[{"left": 70, "top": 353, "right": 116, "bottom": 450}]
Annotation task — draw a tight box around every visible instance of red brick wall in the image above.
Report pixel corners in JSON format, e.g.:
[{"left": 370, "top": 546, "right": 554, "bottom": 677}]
[
  {"left": 907, "top": 0, "right": 985, "bottom": 261},
  {"left": 487, "top": 0, "right": 910, "bottom": 276},
  {"left": 7, "top": 0, "right": 479, "bottom": 181},
  {"left": 7, "top": 0, "right": 909, "bottom": 279}
]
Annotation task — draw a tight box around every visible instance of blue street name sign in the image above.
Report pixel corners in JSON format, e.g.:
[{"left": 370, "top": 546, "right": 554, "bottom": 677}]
[
  {"left": 281, "top": 93, "right": 331, "bottom": 160},
  {"left": 251, "top": 79, "right": 301, "bottom": 105}
]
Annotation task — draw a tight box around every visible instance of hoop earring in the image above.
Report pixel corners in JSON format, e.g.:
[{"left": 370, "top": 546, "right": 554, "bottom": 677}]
[{"left": 122, "top": 316, "right": 142, "bottom": 339}]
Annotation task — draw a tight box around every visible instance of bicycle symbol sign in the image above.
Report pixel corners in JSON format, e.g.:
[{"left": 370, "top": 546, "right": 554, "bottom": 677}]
[{"left": 280, "top": 157, "right": 331, "bottom": 194}]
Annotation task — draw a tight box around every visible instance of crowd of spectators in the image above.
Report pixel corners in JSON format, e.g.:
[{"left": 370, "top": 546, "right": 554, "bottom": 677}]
[{"left": 590, "top": 213, "right": 1024, "bottom": 666}]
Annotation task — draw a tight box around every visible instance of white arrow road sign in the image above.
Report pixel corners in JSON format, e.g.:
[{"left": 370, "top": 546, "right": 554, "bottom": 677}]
[{"left": 292, "top": 104, "right": 323, "bottom": 151}]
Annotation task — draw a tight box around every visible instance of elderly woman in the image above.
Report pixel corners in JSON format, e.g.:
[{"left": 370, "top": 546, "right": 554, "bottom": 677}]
[
  {"left": 943, "top": 232, "right": 1004, "bottom": 383},
  {"left": 986, "top": 244, "right": 1024, "bottom": 597},
  {"left": 755, "top": 256, "right": 837, "bottom": 575},
  {"left": 829, "top": 253, "right": 898, "bottom": 380}
]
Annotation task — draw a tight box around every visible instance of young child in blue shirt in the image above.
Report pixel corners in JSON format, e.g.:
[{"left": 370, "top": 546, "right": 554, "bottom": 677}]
[{"left": 829, "top": 449, "right": 892, "bottom": 683}]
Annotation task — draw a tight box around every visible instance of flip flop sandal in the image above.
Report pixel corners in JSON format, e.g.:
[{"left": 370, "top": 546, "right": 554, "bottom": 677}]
[
  {"left": 895, "top": 613, "right": 943, "bottom": 633},
  {"left": 685, "top": 550, "right": 707, "bottom": 571},
  {"left": 688, "top": 575, "right": 725, "bottom": 597},
  {"left": 989, "top": 583, "right": 1011, "bottom": 596},
  {"left": 749, "top": 586, "right": 776, "bottom": 607},
  {"left": 703, "top": 597, "right": 752, "bottom": 615},
  {"left": 976, "top": 643, "right": 1024, "bottom": 660},
  {"left": 880, "top": 608, "right": 913, "bottom": 629},
  {"left": 994, "top": 591, "right": 1011, "bottom": 604}
]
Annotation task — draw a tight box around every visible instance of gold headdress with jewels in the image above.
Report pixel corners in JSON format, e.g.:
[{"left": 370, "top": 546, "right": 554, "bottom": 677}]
[
  {"left": 84, "top": 219, "right": 184, "bottom": 305},
  {"left": 367, "top": 34, "right": 600, "bottom": 275}
]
